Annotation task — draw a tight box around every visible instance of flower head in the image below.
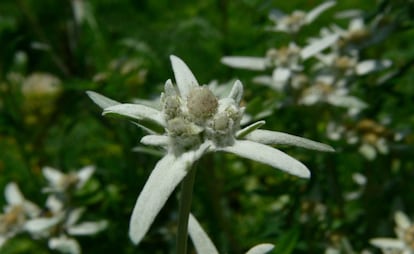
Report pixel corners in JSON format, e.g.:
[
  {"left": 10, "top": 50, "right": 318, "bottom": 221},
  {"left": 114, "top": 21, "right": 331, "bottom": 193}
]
[
  {"left": 221, "top": 34, "right": 338, "bottom": 92},
  {"left": 327, "top": 119, "right": 394, "bottom": 160},
  {"left": 268, "top": 1, "right": 336, "bottom": 34},
  {"left": 23, "top": 166, "right": 107, "bottom": 254},
  {"left": 371, "top": 211, "right": 414, "bottom": 254},
  {"left": 0, "top": 182, "right": 41, "bottom": 248},
  {"left": 87, "top": 55, "right": 334, "bottom": 245}
]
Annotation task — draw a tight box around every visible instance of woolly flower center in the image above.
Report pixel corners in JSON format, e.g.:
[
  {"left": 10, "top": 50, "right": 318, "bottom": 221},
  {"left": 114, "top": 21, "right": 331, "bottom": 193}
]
[
  {"left": 162, "top": 85, "right": 241, "bottom": 153},
  {"left": 58, "top": 173, "right": 80, "bottom": 191},
  {"left": 281, "top": 11, "right": 306, "bottom": 32},
  {"left": 187, "top": 87, "right": 218, "bottom": 119}
]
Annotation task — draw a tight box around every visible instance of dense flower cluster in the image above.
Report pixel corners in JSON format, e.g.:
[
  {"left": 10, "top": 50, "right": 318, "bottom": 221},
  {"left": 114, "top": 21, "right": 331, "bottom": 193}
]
[{"left": 0, "top": 166, "right": 107, "bottom": 254}]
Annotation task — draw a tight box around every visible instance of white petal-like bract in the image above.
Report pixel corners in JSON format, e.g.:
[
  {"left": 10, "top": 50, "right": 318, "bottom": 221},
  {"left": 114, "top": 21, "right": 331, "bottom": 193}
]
[
  {"left": 370, "top": 238, "right": 405, "bottom": 250},
  {"left": 236, "top": 121, "right": 266, "bottom": 139},
  {"left": 76, "top": 166, "right": 95, "bottom": 189},
  {"left": 103, "top": 103, "right": 165, "bottom": 127},
  {"left": 86, "top": 91, "right": 120, "bottom": 109},
  {"left": 301, "top": 34, "right": 338, "bottom": 60},
  {"left": 327, "top": 94, "right": 367, "bottom": 109},
  {"left": 67, "top": 221, "right": 108, "bottom": 236},
  {"left": 355, "top": 60, "right": 392, "bottom": 75},
  {"left": 305, "top": 1, "right": 336, "bottom": 24},
  {"left": 244, "top": 129, "right": 334, "bottom": 152},
  {"left": 170, "top": 55, "right": 200, "bottom": 98},
  {"left": 67, "top": 208, "right": 85, "bottom": 226},
  {"left": 245, "top": 243, "right": 275, "bottom": 254},
  {"left": 25, "top": 217, "right": 62, "bottom": 234},
  {"left": 49, "top": 236, "right": 81, "bottom": 254},
  {"left": 5, "top": 182, "right": 25, "bottom": 205},
  {"left": 220, "top": 140, "right": 310, "bottom": 178},
  {"left": 42, "top": 167, "right": 64, "bottom": 187},
  {"left": 228, "top": 80, "right": 244, "bottom": 104},
  {"left": 140, "top": 135, "right": 169, "bottom": 147},
  {"left": 395, "top": 211, "right": 411, "bottom": 230},
  {"left": 128, "top": 143, "right": 209, "bottom": 245},
  {"left": 188, "top": 214, "right": 219, "bottom": 254},
  {"left": 221, "top": 56, "right": 267, "bottom": 71}
]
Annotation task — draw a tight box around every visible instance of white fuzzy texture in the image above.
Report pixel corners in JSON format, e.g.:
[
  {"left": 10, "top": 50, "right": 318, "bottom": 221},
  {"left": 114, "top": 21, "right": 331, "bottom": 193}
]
[
  {"left": 42, "top": 167, "right": 63, "bottom": 188},
  {"left": 188, "top": 214, "right": 219, "bottom": 254},
  {"left": 104, "top": 103, "right": 165, "bottom": 127},
  {"left": 170, "top": 55, "right": 200, "bottom": 98},
  {"left": 301, "top": 34, "right": 338, "bottom": 60},
  {"left": 356, "top": 60, "right": 392, "bottom": 75},
  {"left": 228, "top": 80, "right": 244, "bottom": 104},
  {"left": 140, "top": 135, "right": 169, "bottom": 147},
  {"left": 5, "top": 182, "right": 25, "bottom": 205},
  {"left": 76, "top": 166, "right": 95, "bottom": 189},
  {"left": 221, "top": 56, "right": 267, "bottom": 71},
  {"left": 305, "top": 1, "right": 336, "bottom": 23},
  {"left": 25, "top": 216, "right": 62, "bottom": 234},
  {"left": 245, "top": 129, "right": 335, "bottom": 152},
  {"left": 370, "top": 238, "right": 405, "bottom": 249},
  {"left": 188, "top": 213, "right": 274, "bottom": 254},
  {"left": 220, "top": 140, "right": 310, "bottom": 178},
  {"left": 49, "top": 236, "right": 81, "bottom": 254},
  {"left": 128, "top": 143, "right": 209, "bottom": 244},
  {"left": 67, "top": 221, "right": 108, "bottom": 236},
  {"left": 245, "top": 243, "right": 275, "bottom": 254},
  {"left": 86, "top": 91, "right": 120, "bottom": 109}
]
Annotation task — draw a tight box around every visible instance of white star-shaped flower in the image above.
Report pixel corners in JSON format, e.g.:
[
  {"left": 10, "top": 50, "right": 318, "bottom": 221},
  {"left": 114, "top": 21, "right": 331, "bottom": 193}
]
[
  {"left": 25, "top": 195, "right": 107, "bottom": 254},
  {"left": 0, "top": 182, "right": 41, "bottom": 248},
  {"left": 87, "top": 55, "right": 334, "bottom": 245},
  {"left": 268, "top": 1, "right": 336, "bottom": 34},
  {"left": 371, "top": 211, "right": 414, "bottom": 254},
  {"left": 221, "top": 34, "right": 338, "bottom": 91}
]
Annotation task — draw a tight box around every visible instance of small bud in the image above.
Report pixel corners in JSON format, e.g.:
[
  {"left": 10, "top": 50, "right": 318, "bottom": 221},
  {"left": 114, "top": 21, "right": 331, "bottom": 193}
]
[
  {"left": 167, "top": 117, "right": 202, "bottom": 153},
  {"left": 167, "top": 117, "right": 202, "bottom": 137},
  {"left": 213, "top": 112, "right": 229, "bottom": 131},
  {"left": 163, "top": 95, "right": 182, "bottom": 120}
]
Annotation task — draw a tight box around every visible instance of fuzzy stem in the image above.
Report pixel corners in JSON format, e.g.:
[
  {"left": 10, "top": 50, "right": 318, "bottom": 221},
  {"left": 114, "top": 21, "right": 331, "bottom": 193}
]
[{"left": 176, "top": 166, "right": 197, "bottom": 254}]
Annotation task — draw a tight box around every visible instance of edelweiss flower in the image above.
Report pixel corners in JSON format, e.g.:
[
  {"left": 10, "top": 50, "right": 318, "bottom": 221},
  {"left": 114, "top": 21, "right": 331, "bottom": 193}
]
[
  {"left": 268, "top": 1, "right": 336, "bottom": 34},
  {"left": 23, "top": 166, "right": 106, "bottom": 254},
  {"left": 0, "top": 182, "right": 40, "bottom": 248},
  {"left": 326, "top": 119, "right": 392, "bottom": 160},
  {"left": 25, "top": 195, "right": 107, "bottom": 254},
  {"left": 222, "top": 35, "right": 338, "bottom": 91},
  {"left": 42, "top": 166, "right": 95, "bottom": 193},
  {"left": 87, "top": 55, "right": 334, "bottom": 245},
  {"left": 371, "top": 211, "right": 414, "bottom": 254},
  {"left": 298, "top": 77, "right": 367, "bottom": 114},
  {"left": 314, "top": 51, "right": 392, "bottom": 77},
  {"left": 188, "top": 213, "right": 274, "bottom": 254}
]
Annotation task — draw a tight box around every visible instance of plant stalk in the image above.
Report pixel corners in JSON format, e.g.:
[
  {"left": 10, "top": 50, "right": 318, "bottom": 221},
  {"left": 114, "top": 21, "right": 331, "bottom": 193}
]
[{"left": 176, "top": 167, "right": 197, "bottom": 254}]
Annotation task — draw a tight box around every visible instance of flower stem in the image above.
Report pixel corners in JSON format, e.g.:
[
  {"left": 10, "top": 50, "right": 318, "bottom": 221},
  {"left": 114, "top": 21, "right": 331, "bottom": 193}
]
[{"left": 176, "top": 166, "right": 197, "bottom": 254}]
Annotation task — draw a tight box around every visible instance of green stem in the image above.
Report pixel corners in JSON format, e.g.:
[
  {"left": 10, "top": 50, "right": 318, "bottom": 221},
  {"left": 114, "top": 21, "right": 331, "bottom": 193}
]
[{"left": 176, "top": 167, "right": 197, "bottom": 254}]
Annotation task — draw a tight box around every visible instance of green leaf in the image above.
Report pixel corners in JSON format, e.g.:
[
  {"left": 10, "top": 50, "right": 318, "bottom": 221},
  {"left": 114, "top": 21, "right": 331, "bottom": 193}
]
[{"left": 274, "top": 227, "right": 299, "bottom": 254}]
